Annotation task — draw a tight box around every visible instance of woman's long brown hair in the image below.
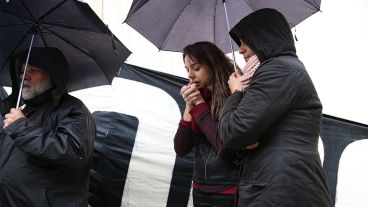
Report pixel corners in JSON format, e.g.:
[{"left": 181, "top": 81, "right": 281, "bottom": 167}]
[{"left": 183, "top": 41, "right": 234, "bottom": 120}]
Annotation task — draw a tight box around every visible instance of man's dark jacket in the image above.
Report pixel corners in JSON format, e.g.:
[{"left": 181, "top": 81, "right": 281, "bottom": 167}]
[{"left": 0, "top": 47, "right": 95, "bottom": 207}]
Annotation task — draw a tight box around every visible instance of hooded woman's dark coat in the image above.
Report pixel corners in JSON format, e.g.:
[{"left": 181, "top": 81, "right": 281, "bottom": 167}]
[
  {"left": 0, "top": 47, "right": 95, "bottom": 207},
  {"left": 219, "top": 9, "right": 332, "bottom": 206}
]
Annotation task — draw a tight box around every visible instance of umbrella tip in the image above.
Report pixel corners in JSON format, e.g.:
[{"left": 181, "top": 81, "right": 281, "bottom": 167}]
[
  {"left": 116, "top": 67, "right": 122, "bottom": 77},
  {"left": 294, "top": 28, "right": 298, "bottom": 42},
  {"left": 110, "top": 32, "right": 118, "bottom": 54}
]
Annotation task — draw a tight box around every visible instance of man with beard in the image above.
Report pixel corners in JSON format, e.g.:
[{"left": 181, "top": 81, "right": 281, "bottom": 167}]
[{"left": 0, "top": 47, "right": 96, "bottom": 207}]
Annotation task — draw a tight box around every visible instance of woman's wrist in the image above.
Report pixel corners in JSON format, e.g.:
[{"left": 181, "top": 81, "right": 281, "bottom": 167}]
[{"left": 232, "top": 88, "right": 242, "bottom": 94}]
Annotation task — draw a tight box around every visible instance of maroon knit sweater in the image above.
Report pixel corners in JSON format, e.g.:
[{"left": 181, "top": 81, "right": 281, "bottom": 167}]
[
  {"left": 174, "top": 88, "right": 226, "bottom": 155},
  {"left": 173, "top": 88, "right": 237, "bottom": 194}
]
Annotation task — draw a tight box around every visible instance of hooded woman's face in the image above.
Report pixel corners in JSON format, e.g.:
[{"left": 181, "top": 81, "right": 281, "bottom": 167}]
[
  {"left": 20, "top": 64, "right": 53, "bottom": 100},
  {"left": 239, "top": 39, "right": 255, "bottom": 62},
  {"left": 229, "top": 8, "right": 296, "bottom": 62}
]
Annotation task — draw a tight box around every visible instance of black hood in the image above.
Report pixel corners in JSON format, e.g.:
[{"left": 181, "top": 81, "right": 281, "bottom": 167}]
[
  {"left": 0, "top": 47, "right": 69, "bottom": 115},
  {"left": 14, "top": 47, "right": 70, "bottom": 98},
  {"left": 229, "top": 8, "right": 296, "bottom": 63}
]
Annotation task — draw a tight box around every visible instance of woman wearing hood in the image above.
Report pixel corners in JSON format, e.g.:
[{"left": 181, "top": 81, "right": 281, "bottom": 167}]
[{"left": 219, "top": 9, "right": 332, "bottom": 206}]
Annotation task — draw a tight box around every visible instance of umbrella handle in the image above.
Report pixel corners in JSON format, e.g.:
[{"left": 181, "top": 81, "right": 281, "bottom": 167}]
[{"left": 16, "top": 34, "right": 35, "bottom": 109}]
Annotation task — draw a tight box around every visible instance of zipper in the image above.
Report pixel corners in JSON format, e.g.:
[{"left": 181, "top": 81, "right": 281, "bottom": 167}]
[
  {"left": 204, "top": 148, "right": 213, "bottom": 182},
  {"left": 217, "top": 145, "right": 222, "bottom": 157}
]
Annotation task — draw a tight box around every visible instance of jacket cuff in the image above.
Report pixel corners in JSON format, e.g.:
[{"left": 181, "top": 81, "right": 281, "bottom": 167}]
[
  {"left": 179, "top": 119, "right": 192, "bottom": 128},
  {"left": 220, "top": 91, "right": 244, "bottom": 116},
  {"left": 189, "top": 103, "right": 210, "bottom": 121},
  {"left": 4, "top": 118, "right": 27, "bottom": 139}
]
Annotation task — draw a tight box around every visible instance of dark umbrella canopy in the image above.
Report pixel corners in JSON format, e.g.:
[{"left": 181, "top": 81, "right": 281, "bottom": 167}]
[
  {"left": 0, "top": 0, "right": 131, "bottom": 91},
  {"left": 124, "top": 0, "right": 321, "bottom": 53}
]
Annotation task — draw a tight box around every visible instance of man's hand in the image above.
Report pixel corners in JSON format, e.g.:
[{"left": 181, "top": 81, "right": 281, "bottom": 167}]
[{"left": 3, "top": 108, "right": 26, "bottom": 128}]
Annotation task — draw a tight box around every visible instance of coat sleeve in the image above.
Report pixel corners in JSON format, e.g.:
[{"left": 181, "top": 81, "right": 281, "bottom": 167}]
[
  {"left": 173, "top": 120, "right": 194, "bottom": 156},
  {"left": 190, "top": 103, "right": 227, "bottom": 154},
  {"left": 4, "top": 102, "right": 95, "bottom": 169},
  {"left": 219, "top": 60, "right": 297, "bottom": 148}
]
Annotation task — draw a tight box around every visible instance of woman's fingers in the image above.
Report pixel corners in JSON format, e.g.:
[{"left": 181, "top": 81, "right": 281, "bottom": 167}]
[
  {"left": 182, "top": 85, "right": 200, "bottom": 103},
  {"left": 180, "top": 84, "right": 191, "bottom": 96},
  {"left": 228, "top": 72, "right": 245, "bottom": 93},
  {"left": 235, "top": 69, "right": 243, "bottom": 77},
  {"left": 184, "top": 90, "right": 201, "bottom": 103}
]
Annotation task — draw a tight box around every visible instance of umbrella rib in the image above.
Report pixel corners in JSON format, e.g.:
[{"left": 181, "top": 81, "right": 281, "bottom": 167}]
[
  {"left": 2, "top": 0, "right": 113, "bottom": 38},
  {"left": 124, "top": 0, "right": 151, "bottom": 22},
  {"left": 39, "top": 22, "right": 110, "bottom": 35},
  {"left": 158, "top": 0, "right": 192, "bottom": 50},
  {"left": 39, "top": 25, "right": 94, "bottom": 59},
  {"left": 0, "top": 10, "right": 33, "bottom": 28},
  {"left": 37, "top": 0, "right": 68, "bottom": 21},
  {"left": 19, "top": 0, "right": 37, "bottom": 22},
  {"left": 0, "top": 29, "right": 32, "bottom": 72},
  {"left": 48, "top": 24, "right": 125, "bottom": 56},
  {"left": 39, "top": 25, "right": 110, "bottom": 81},
  {"left": 304, "top": 0, "right": 321, "bottom": 11},
  {"left": 289, "top": 0, "right": 321, "bottom": 27},
  {"left": 242, "top": 0, "right": 255, "bottom": 12},
  {"left": 0, "top": 10, "right": 36, "bottom": 72},
  {"left": 16, "top": 0, "right": 110, "bottom": 35},
  {"left": 36, "top": 24, "right": 49, "bottom": 47},
  {"left": 36, "top": 0, "right": 110, "bottom": 35},
  {"left": 0, "top": 22, "right": 30, "bottom": 28},
  {"left": 6, "top": 0, "right": 111, "bottom": 35}
]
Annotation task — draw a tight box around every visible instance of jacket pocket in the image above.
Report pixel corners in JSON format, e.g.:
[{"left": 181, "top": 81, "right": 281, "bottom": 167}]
[
  {"left": 0, "top": 183, "right": 5, "bottom": 206},
  {"left": 237, "top": 180, "right": 267, "bottom": 205},
  {"left": 42, "top": 185, "right": 51, "bottom": 207}
]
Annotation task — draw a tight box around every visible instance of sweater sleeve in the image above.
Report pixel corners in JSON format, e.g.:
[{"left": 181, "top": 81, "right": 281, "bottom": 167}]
[
  {"left": 173, "top": 120, "right": 194, "bottom": 156},
  {"left": 190, "top": 103, "right": 227, "bottom": 154}
]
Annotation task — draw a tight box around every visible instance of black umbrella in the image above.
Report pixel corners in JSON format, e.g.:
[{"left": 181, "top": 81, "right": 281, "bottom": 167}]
[
  {"left": 0, "top": 0, "right": 131, "bottom": 93},
  {"left": 124, "top": 0, "right": 321, "bottom": 54}
]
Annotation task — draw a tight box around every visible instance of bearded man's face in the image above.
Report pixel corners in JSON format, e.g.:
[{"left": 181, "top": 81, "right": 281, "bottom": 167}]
[{"left": 20, "top": 64, "right": 53, "bottom": 100}]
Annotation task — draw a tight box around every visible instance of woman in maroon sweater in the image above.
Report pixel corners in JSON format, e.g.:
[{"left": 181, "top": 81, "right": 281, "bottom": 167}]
[{"left": 173, "top": 41, "right": 239, "bottom": 207}]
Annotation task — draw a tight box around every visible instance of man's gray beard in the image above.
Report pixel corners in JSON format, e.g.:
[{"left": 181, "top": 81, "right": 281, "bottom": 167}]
[{"left": 22, "top": 79, "right": 53, "bottom": 100}]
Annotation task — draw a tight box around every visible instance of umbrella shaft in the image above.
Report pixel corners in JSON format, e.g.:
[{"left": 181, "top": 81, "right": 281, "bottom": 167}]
[{"left": 16, "top": 34, "right": 35, "bottom": 108}]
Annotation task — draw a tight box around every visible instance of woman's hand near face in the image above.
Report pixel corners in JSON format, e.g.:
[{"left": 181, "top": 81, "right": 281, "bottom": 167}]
[
  {"left": 239, "top": 74, "right": 252, "bottom": 91},
  {"left": 180, "top": 83, "right": 205, "bottom": 121},
  {"left": 181, "top": 83, "right": 205, "bottom": 106},
  {"left": 181, "top": 84, "right": 194, "bottom": 121},
  {"left": 190, "top": 84, "right": 205, "bottom": 106},
  {"left": 228, "top": 70, "right": 244, "bottom": 93},
  {"left": 180, "top": 84, "right": 195, "bottom": 106}
]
